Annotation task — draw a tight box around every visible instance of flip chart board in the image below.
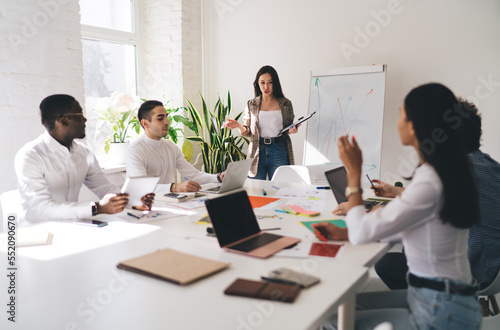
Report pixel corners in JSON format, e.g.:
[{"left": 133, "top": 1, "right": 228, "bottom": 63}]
[{"left": 304, "top": 65, "right": 387, "bottom": 181}]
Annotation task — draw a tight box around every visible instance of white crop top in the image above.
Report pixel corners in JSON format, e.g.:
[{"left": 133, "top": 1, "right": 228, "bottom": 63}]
[{"left": 258, "top": 110, "right": 282, "bottom": 137}]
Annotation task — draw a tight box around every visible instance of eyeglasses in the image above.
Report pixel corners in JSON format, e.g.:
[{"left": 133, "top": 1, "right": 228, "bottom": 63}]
[{"left": 62, "top": 112, "right": 85, "bottom": 118}]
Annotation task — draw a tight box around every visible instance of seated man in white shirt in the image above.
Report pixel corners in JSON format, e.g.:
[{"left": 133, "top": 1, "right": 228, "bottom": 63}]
[
  {"left": 15, "top": 94, "right": 154, "bottom": 226},
  {"left": 126, "top": 100, "right": 224, "bottom": 193}
]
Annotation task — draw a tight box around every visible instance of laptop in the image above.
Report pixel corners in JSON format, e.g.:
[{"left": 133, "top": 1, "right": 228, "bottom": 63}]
[
  {"left": 324, "top": 167, "right": 388, "bottom": 210},
  {"left": 205, "top": 190, "right": 301, "bottom": 258},
  {"left": 200, "top": 158, "right": 253, "bottom": 194}
]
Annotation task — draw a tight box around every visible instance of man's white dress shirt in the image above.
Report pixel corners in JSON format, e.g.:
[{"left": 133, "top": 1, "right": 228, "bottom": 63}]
[{"left": 15, "top": 132, "right": 119, "bottom": 225}]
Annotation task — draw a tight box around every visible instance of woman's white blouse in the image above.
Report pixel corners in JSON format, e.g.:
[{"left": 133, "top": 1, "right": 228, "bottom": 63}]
[
  {"left": 258, "top": 110, "right": 283, "bottom": 138},
  {"left": 346, "top": 163, "right": 472, "bottom": 284}
]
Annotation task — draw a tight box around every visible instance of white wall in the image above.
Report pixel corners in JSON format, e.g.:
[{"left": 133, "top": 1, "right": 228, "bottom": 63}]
[
  {"left": 0, "top": 0, "right": 85, "bottom": 195},
  {"left": 0, "top": 0, "right": 204, "bottom": 217},
  {"left": 203, "top": 0, "right": 500, "bottom": 182}
]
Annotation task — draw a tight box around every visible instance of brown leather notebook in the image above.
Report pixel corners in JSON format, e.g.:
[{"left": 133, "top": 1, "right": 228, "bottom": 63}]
[
  {"left": 117, "top": 248, "right": 230, "bottom": 285},
  {"left": 224, "top": 278, "right": 301, "bottom": 303}
]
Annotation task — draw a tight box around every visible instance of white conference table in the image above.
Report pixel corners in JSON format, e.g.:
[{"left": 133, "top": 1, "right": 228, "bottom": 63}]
[{"left": 0, "top": 179, "right": 390, "bottom": 330}]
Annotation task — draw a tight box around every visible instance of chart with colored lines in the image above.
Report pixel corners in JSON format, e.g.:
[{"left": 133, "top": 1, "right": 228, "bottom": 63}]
[{"left": 304, "top": 65, "right": 386, "bottom": 181}]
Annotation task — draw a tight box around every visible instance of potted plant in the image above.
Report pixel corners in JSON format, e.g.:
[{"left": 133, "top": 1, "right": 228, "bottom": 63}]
[
  {"left": 161, "top": 101, "right": 194, "bottom": 162},
  {"left": 94, "top": 92, "right": 142, "bottom": 164},
  {"left": 184, "top": 92, "right": 249, "bottom": 174}
]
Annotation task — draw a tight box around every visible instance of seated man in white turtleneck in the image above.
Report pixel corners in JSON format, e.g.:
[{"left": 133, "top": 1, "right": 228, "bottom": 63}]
[{"left": 126, "top": 100, "right": 224, "bottom": 193}]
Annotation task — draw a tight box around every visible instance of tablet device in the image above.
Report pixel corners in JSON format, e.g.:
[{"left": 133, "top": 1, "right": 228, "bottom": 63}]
[
  {"left": 278, "top": 111, "right": 316, "bottom": 136},
  {"left": 121, "top": 176, "right": 159, "bottom": 208}
]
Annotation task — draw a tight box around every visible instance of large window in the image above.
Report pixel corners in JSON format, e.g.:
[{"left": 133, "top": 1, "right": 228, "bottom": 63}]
[
  {"left": 80, "top": 0, "right": 143, "bottom": 161},
  {"left": 80, "top": 0, "right": 141, "bottom": 98}
]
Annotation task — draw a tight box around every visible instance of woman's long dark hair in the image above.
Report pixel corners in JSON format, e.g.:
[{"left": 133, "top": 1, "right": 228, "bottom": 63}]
[
  {"left": 404, "top": 83, "right": 479, "bottom": 229},
  {"left": 253, "top": 65, "right": 285, "bottom": 98}
]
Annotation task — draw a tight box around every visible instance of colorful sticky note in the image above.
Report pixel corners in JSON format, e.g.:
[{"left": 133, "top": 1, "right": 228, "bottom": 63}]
[
  {"left": 248, "top": 196, "right": 280, "bottom": 209},
  {"left": 299, "top": 219, "right": 347, "bottom": 234},
  {"left": 288, "top": 205, "right": 320, "bottom": 217}
]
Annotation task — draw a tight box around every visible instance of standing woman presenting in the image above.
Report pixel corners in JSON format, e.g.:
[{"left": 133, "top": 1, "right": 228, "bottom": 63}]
[{"left": 224, "top": 65, "right": 299, "bottom": 180}]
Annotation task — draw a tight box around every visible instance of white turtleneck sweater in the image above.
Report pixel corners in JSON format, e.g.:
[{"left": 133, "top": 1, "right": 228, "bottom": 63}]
[{"left": 126, "top": 135, "right": 217, "bottom": 192}]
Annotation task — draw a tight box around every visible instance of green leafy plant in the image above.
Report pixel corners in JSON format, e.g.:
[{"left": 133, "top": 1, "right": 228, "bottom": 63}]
[
  {"left": 184, "top": 91, "right": 249, "bottom": 173},
  {"left": 163, "top": 102, "right": 194, "bottom": 161},
  {"left": 95, "top": 92, "right": 141, "bottom": 154}
]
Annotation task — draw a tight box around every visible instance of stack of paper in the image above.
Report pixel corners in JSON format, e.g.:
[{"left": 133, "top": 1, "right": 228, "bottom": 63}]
[{"left": 278, "top": 204, "right": 320, "bottom": 217}]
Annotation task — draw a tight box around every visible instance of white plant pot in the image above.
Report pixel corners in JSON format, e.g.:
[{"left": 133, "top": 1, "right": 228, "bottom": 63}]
[{"left": 106, "top": 142, "right": 130, "bottom": 166}]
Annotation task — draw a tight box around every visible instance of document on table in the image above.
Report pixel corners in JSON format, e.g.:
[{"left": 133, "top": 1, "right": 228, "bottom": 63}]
[
  {"left": 117, "top": 209, "right": 180, "bottom": 222},
  {"left": 274, "top": 237, "right": 313, "bottom": 258},
  {"left": 163, "top": 197, "right": 209, "bottom": 210},
  {"left": 274, "top": 188, "right": 330, "bottom": 199},
  {"left": 278, "top": 200, "right": 326, "bottom": 214}
]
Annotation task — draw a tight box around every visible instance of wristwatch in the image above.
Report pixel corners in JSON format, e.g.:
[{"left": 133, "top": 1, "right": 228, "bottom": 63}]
[
  {"left": 345, "top": 187, "right": 363, "bottom": 198},
  {"left": 217, "top": 173, "right": 222, "bottom": 183},
  {"left": 91, "top": 201, "right": 98, "bottom": 216}
]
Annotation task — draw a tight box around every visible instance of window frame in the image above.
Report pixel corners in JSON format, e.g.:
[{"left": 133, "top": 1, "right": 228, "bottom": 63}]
[{"left": 80, "top": 0, "right": 144, "bottom": 96}]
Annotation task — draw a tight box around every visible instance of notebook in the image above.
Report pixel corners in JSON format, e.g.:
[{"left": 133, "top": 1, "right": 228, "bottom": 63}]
[
  {"left": 200, "top": 158, "right": 253, "bottom": 194},
  {"left": 324, "top": 166, "right": 389, "bottom": 210},
  {"left": 117, "top": 248, "right": 230, "bottom": 285},
  {"left": 205, "top": 190, "right": 301, "bottom": 258}
]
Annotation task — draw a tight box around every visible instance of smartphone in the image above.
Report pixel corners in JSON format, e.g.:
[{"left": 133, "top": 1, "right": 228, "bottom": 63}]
[
  {"left": 75, "top": 219, "right": 108, "bottom": 227},
  {"left": 164, "top": 193, "right": 188, "bottom": 200},
  {"left": 262, "top": 267, "right": 320, "bottom": 288}
]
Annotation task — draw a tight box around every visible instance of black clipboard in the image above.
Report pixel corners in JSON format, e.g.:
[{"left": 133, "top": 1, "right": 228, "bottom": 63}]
[{"left": 278, "top": 111, "right": 316, "bottom": 136}]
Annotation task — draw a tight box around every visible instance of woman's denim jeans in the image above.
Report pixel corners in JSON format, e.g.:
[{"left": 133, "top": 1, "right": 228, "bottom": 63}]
[
  {"left": 252, "top": 140, "right": 289, "bottom": 180},
  {"left": 408, "top": 278, "right": 482, "bottom": 329}
]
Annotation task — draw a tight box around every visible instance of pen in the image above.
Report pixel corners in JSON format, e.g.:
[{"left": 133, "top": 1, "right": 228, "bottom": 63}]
[
  {"left": 127, "top": 212, "right": 141, "bottom": 219},
  {"left": 262, "top": 189, "right": 267, "bottom": 196},
  {"left": 262, "top": 227, "right": 281, "bottom": 231},
  {"left": 272, "top": 185, "right": 280, "bottom": 190},
  {"left": 365, "top": 173, "right": 378, "bottom": 193},
  {"left": 316, "top": 186, "right": 330, "bottom": 190}
]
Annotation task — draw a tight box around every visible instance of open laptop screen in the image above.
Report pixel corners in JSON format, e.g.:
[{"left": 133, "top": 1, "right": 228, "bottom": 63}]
[
  {"left": 324, "top": 166, "right": 348, "bottom": 204},
  {"left": 205, "top": 191, "right": 261, "bottom": 247}
]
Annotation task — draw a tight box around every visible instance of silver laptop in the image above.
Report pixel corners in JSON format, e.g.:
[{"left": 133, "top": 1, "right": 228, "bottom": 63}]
[
  {"left": 205, "top": 190, "right": 301, "bottom": 258},
  {"left": 200, "top": 158, "right": 253, "bottom": 194}
]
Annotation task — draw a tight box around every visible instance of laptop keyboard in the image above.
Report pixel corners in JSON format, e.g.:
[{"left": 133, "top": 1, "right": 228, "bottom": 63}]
[
  {"left": 364, "top": 200, "right": 388, "bottom": 210},
  {"left": 229, "top": 233, "right": 282, "bottom": 252}
]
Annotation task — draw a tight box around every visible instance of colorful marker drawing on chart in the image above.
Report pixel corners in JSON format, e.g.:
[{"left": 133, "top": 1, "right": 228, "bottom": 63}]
[
  {"left": 317, "top": 88, "right": 375, "bottom": 163},
  {"left": 304, "top": 70, "right": 386, "bottom": 180}
]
